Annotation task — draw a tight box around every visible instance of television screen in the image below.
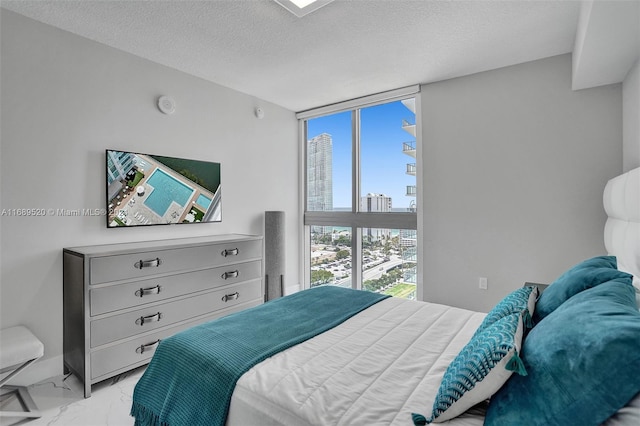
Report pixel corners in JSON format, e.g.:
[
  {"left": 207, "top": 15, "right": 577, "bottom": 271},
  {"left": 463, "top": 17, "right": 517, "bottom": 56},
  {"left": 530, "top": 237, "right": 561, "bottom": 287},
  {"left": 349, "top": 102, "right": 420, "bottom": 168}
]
[{"left": 106, "top": 150, "right": 221, "bottom": 227}]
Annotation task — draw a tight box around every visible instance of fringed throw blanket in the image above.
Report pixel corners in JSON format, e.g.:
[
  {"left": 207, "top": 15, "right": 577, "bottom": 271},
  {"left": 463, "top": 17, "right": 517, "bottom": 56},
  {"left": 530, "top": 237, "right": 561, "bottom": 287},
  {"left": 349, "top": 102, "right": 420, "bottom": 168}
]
[{"left": 130, "top": 286, "right": 389, "bottom": 426}]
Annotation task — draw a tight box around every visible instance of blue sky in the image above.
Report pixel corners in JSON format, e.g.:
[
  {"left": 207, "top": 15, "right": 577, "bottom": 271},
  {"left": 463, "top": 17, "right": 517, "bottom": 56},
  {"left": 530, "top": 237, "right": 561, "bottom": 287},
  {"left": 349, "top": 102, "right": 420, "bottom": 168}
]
[{"left": 307, "top": 100, "right": 416, "bottom": 209}]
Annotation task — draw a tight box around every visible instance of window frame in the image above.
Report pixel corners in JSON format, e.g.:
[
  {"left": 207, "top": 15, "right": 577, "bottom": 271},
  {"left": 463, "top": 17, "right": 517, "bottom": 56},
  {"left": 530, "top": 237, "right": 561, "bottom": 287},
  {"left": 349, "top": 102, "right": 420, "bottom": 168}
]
[{"left": 298, "top": 86, "right": 423, "bottom": 300}]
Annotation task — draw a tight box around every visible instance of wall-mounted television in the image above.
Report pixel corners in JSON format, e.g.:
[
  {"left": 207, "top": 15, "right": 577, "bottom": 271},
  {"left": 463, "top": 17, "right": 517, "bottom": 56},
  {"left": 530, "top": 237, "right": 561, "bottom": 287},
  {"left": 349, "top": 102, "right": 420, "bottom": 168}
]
[{"left": 106, "top": 150, "right": 221, "bottom": 228}]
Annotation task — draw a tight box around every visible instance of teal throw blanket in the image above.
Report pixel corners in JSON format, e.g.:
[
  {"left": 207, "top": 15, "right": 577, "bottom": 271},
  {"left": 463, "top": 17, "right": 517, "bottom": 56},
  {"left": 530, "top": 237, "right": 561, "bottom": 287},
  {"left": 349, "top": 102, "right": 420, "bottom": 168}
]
[{"left": 130, "top": 286, "right": 389, "bottom": 426}]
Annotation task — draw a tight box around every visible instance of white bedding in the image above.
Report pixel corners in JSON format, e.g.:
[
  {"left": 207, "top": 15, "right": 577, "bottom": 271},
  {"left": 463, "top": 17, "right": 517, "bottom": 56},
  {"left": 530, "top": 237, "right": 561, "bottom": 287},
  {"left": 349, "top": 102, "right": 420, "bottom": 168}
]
[
  {"left": 226, "top": 296, "right": 486, "bottom": 426},
  {"left": 223, "top": 167, "right": 640, "bottom": 425}
]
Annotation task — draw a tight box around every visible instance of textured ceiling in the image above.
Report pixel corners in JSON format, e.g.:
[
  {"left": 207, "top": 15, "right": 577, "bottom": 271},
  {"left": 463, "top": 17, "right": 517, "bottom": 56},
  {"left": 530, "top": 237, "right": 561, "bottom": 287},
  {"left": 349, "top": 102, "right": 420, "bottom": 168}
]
[{"left": 0, "top": 0, "right": 581, "bottom": 112}]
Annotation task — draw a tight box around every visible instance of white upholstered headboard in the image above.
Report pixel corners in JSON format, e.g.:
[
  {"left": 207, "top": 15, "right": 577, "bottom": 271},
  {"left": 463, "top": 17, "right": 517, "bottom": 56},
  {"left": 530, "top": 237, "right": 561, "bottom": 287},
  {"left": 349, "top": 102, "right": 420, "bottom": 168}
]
[{"left": 603, "top": 167, "right": 640, "bottom": 287}]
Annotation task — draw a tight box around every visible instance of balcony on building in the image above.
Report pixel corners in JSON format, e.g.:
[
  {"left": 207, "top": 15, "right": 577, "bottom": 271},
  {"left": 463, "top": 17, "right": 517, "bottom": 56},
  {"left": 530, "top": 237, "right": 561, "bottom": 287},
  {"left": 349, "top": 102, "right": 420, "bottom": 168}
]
[
  {"left": 406, "top": 162, "right": 416, "bottom": 176},
  {"left": 402, "top": 141, "right": 416, "bottom": 158},
  {"left": 402, "top": 245, "right": 417, "bottom": 285},
  {"left": 402, "top": 119, "right": 416, "bottom": 137},
  {"left": 403, "top": 268, "right": 417, "bottom": 285},
  {"left": 402, "top": 243, "right": 416, "bottom": 256},
  {"left": 401, "top": 98, "right": 416, "bottom": 114},
  {"left": 400, "top": 230, "right": 417, "bottom": 247},
  {"left": 406, "top": 185, "right": 416, "bottom": 197}
]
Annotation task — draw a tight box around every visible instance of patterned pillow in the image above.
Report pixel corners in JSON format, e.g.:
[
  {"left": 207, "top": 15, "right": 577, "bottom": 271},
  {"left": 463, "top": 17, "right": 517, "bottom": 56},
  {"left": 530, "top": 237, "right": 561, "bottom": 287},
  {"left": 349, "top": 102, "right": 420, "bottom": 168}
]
[
  {"left": 473, "top": 286, "right": 538, "bottom": 336},
  {"left": 412, "top": 312, "right": 527, "bottom": 424}
]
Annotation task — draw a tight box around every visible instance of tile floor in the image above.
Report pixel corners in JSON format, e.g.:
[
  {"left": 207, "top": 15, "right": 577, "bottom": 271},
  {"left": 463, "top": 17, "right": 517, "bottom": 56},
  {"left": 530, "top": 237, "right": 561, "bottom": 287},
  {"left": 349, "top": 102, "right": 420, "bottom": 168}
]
[{"left": 0, "top": 367, "right": 144, "bottom": 426}]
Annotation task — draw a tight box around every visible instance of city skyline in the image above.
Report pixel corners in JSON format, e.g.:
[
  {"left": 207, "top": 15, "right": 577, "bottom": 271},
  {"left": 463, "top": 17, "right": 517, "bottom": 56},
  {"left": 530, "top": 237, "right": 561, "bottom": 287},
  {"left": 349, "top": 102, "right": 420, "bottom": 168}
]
[{"left": 306, "top": 99, "right": 416, "bottom": 209}]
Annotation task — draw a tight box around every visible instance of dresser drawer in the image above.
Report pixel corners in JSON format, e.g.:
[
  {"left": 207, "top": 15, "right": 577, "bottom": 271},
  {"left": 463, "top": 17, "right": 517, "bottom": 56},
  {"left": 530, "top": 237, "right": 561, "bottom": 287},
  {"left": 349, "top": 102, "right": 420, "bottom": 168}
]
[
  {"left": 90, "top": 279, "right": 262, "bottom": 347},
  {"left": 90, "top": 299, "right": 262, "bottom": 380},
  {"left": 90, "top": 239, "right": 261, "bottom": 284},
  {"left": 90, "top": 260, "right": 261, "bottom": 315}
]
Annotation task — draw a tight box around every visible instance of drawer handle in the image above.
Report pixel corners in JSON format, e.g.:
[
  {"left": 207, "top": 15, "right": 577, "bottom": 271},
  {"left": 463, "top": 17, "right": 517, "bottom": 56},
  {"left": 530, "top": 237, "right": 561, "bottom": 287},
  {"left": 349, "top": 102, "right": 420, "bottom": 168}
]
[
  {"left": 222, "top": 270, "right": 239, "bottom": 280},
  {"left": 222, "top": 292, "right": 240, "bottom": 302},
  {"left": 136, "top": 340, "right": 160, "bottom": 354},
  {"left": 134, "top": 258, "right": 162, "bottom": 269},
  {"left": 221, "top": 248, "right": 239, "bottom": 257},
  {"left": 135, "top": 285, "right": 161, "bottom": 298},
  {"left": 135, "top": 312, "right": 163, "bottom": 326}
]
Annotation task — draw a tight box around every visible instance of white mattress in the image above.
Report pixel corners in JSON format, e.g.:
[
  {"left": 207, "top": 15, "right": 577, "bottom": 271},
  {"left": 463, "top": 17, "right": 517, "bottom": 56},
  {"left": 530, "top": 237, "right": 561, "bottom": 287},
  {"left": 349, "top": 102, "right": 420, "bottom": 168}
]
[{"left": 226, "top": 296, "right": 486, "bottom": 426}]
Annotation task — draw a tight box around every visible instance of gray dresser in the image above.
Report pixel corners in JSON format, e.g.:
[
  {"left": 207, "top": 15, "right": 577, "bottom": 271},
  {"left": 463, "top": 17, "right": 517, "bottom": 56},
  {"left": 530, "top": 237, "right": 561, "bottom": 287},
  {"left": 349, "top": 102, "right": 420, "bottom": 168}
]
[{"left": 63, "top": 234, "right": 263, "bottom": 397}]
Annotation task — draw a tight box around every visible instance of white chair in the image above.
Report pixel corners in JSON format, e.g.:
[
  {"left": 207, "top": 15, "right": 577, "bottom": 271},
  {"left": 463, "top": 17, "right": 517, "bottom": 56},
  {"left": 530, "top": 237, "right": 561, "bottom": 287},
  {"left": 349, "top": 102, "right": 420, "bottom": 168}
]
[{"left": 0, "top": 326, "right": 44, "bottom": 419}]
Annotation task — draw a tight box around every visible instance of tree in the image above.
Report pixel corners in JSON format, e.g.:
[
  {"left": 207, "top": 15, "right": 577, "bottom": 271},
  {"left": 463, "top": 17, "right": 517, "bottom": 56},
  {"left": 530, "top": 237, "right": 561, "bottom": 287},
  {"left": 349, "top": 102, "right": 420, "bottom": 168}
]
[
  {"left": 363, "top": 269, "right": 404, "bottom": 293},
  {"left": 311, "top": 234, "right": 332, "bottom": 245},
  {"left": 335, "top": 250, "right": 349, "bottom": 260},
  {"left": 311, "top": 269, "right": 334, "bottom": 286},
  {"left": 333, "top": 235, "right": 351, "bottom": 246},
  {"left": 179, "top": 169, "right": 203, "bottom": 186}
]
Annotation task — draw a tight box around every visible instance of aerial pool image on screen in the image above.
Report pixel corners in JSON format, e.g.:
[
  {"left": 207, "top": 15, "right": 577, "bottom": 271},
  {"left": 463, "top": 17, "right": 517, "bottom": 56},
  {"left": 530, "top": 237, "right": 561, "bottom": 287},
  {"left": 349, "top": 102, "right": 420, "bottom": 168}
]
[{"left": 106, "top": 151, "right": 221, "bottom": 227}]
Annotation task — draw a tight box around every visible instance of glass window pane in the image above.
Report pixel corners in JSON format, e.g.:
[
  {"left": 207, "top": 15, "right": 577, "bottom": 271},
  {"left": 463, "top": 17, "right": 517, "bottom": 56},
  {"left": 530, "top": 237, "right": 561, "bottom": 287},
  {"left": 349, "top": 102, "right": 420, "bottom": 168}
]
[
  {"left": 306, "top": 111, "right": 352, "bottom": 212},
  {"left": 304, "top": 94, "right": 418, "bottom": 296},
  {"left": 360, "top": 99, "right": 417, "bottom": 213},
  {"left": 361, "top": 228, "right": 417, "bottom": 300},
  {"left": 310, "top": 229, "right": 352, "bottom": 288}
]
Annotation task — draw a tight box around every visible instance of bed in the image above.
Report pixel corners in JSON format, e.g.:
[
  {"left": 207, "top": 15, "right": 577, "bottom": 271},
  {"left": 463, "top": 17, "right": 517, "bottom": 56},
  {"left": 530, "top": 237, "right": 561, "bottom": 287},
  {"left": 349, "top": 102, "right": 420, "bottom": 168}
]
[{"left": 131, "top": 167, "right": 640, "bottom": 426}]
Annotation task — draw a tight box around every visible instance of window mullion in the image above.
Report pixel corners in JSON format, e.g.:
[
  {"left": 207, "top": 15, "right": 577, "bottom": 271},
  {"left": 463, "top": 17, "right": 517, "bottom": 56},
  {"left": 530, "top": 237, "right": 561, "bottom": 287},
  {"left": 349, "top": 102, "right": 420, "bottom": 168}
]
[
  {"left": 353, "top": 227, "right": 362, "bottom": 290},
  {"left": 300, "top": 119, "right": 310, "bottom": 291},
  {"left": 352, "top": 109, "right": 361, "bottom": 214},
  {"left": 351, "top": 109, "right": 361, "bottom": 290}
]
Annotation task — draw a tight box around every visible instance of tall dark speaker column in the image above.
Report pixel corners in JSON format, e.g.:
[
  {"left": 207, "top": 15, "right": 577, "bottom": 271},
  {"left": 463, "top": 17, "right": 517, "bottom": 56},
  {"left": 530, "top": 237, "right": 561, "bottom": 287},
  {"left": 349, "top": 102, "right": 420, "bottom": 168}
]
[{"left": 264, "top": 211, "right": 285, "bottom": 301}]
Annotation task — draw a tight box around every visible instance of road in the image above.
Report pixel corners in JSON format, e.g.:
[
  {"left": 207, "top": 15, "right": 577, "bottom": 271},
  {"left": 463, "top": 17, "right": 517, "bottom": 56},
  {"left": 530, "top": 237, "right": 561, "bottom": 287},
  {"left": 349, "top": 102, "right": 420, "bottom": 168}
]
[{"left": 335, "top": 257, "right": 404, "bottom": 287}]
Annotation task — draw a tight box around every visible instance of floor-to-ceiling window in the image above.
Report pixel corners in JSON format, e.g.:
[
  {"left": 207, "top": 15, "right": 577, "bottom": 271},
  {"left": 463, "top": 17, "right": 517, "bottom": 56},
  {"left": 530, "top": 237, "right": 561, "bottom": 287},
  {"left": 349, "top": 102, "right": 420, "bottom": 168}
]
[{"left": 299, "top": 87, "right": 420, "bottom": 300}]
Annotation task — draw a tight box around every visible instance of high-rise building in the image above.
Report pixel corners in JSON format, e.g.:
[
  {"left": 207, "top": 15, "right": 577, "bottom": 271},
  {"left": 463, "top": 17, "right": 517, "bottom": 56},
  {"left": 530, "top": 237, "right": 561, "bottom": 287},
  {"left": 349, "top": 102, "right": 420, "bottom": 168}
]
[
  {"left": 401, "top": 98, "right": 417, "bottom": 284},
  {"left": 360, "top": 193, "right": 392, "bottom": 240},
  {"left": 307, "top": 133, "right": 333, "bottom": 234},
  {"left": 106, "top": 151, "right": 136, "bottom": 201},
  {"left": 360, "top": 193, "right": 392, "bottom": 212},
  {"left": 106, "top": 150, "right": 135, "bottom": 186}
]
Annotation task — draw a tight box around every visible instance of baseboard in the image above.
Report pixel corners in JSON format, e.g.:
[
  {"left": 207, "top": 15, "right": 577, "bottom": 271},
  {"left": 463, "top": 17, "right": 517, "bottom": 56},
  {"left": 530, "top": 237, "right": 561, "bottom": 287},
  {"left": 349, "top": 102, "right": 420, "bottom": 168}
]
[{"left": 284, "top": 284, "right": 301, "bottom": 295}]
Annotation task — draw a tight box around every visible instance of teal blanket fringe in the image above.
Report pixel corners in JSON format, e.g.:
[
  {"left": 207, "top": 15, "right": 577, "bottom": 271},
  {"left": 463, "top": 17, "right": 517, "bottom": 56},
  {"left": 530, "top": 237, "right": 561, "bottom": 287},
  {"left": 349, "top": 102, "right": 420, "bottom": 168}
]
[{"left": 130, "top": 286, "right": 389, "bottom": 426}]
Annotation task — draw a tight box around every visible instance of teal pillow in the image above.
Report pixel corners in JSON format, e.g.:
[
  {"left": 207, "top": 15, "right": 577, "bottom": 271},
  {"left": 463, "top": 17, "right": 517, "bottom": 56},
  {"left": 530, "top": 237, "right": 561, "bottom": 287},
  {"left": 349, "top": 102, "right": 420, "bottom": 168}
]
[
  {"left": 412, "top": 313, "right": 527, "bottom": 424},
  {"left": 474, "top": 286, "right": 538, "bottom": 335},
  {"left": 533, "top": 256, "right": 628, "bottom": 323},
  {"left": 486, "top": 277, "right": 640, "bottom": 426}
]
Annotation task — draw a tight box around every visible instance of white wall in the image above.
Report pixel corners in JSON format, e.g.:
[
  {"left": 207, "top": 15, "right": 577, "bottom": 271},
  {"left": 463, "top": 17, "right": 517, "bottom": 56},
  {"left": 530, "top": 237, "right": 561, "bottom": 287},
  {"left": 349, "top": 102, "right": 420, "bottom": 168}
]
[
  {"left": 573, "top": 0, "right": 639, "bottom": 172},
  {"left": 421, "top": 54, "right": 623, "bottom": 313},
  {"left": 0, "top": 10, "right": 299, "bottom": 383},
  {"left": 623, "top": 58, "right": 640, "bottom": 172}
]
